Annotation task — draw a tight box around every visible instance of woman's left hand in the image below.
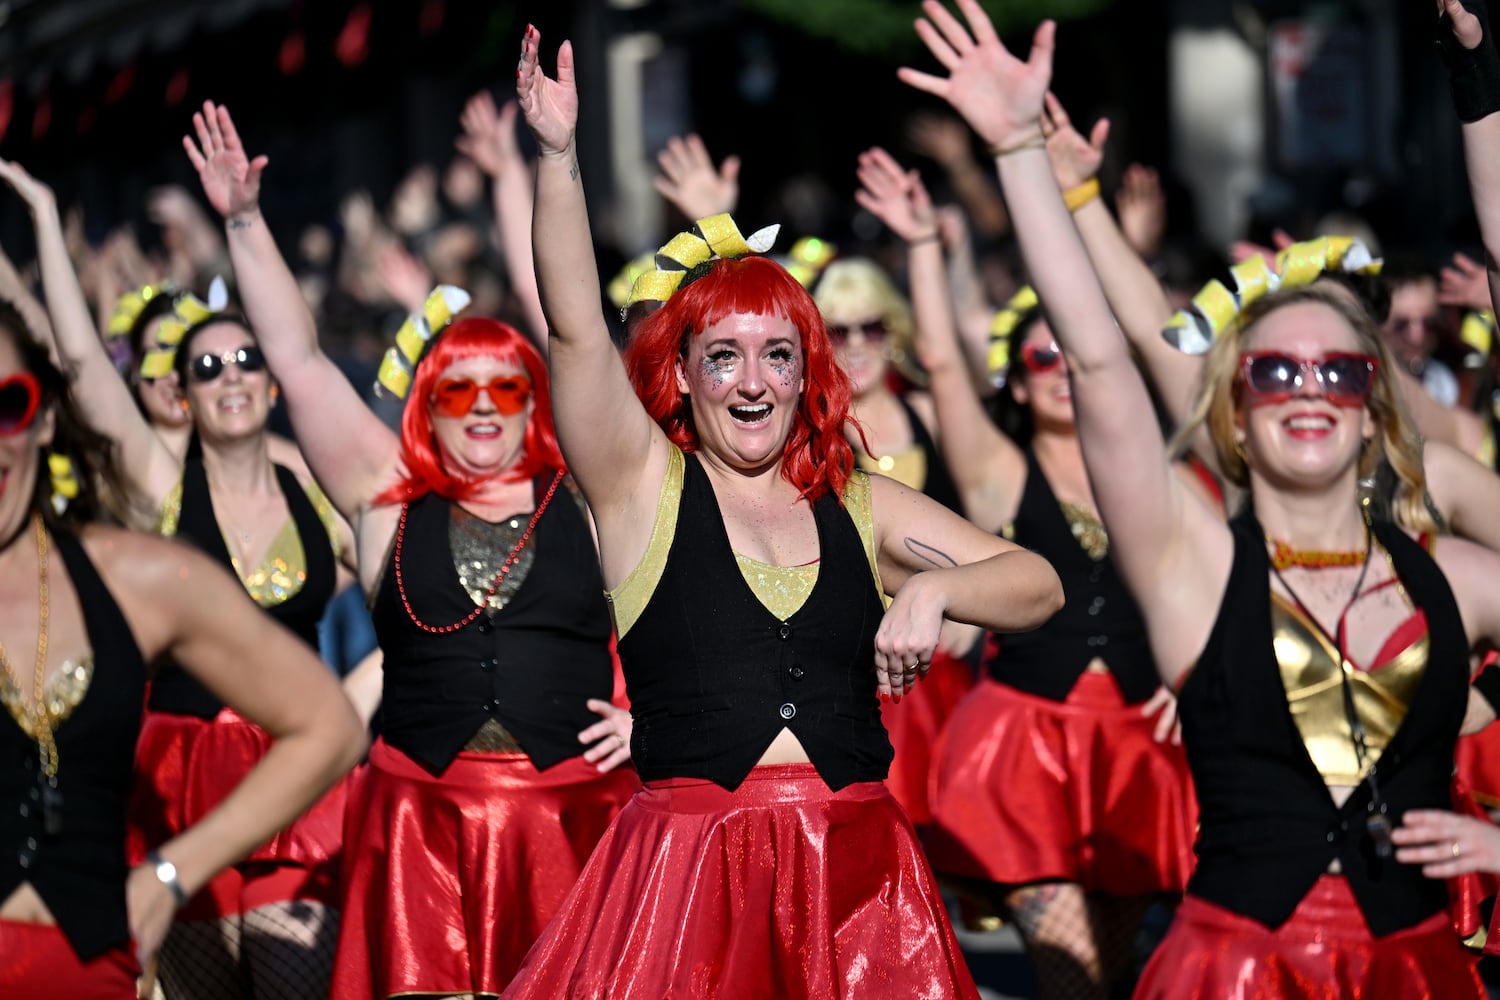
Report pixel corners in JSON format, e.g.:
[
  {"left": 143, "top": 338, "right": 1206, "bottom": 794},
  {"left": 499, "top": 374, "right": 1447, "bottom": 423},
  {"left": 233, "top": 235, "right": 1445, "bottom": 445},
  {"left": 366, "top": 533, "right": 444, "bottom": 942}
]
[
  {"left": 1392, "top": 808, "right": 1500, "bottom": 878},
  {"left": 874, "top": 574, "right": 947, "bottom": 699},
  {"left": 854, "top": 146, "right": 938, "bottom": 244},
  {"left": 182, "top": 101, "right": 266, "bottom": 223},
  {"left": 579, "top": 698, "right": 633, "bottom": 772},
  {"left": 126, "top": 862, "right": 178, "bottom": 970}
]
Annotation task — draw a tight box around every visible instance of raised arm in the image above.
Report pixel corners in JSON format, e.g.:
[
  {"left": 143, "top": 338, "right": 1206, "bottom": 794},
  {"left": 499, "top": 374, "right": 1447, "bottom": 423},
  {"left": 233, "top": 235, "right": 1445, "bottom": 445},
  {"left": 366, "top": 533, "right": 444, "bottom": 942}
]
[
  {"left": 456, "top": 92, "right": 549, "bottom": 344},
  {"left": 900, "top": 0, "right": 1228, "bottom": 685},
  {"left": 184, "top": 101, "right": 400, "bottom": 522},
  {"left": 854, "top": 146, "right": 1022, "bottom": 530},
  {"left": 517, "top": 28, "right": 663, "bottom": 548},
  {"left": 0, "top": 161, "right": 178, "bottom": 514}
]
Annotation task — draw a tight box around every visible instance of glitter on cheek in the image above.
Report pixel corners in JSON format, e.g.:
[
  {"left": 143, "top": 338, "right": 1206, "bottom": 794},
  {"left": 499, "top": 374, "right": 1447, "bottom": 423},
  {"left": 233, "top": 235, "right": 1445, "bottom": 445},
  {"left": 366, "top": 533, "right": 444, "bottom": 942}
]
[
  {"left": 699, "top": 355, "right": 731, "bottom": 390},
  {"left": 768, "top": 354, "right": 801, "bottom": 389}
]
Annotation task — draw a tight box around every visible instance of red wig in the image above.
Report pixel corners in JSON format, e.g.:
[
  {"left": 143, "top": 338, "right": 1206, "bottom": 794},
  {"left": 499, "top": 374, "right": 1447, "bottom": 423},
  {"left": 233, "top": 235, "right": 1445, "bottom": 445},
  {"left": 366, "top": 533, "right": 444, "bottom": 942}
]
[
  {"left": 623, "top": 255, "right": 854, "bottom": 503},
  {"left": 373, "top": 317, "right": 563, "bottom": 505}
]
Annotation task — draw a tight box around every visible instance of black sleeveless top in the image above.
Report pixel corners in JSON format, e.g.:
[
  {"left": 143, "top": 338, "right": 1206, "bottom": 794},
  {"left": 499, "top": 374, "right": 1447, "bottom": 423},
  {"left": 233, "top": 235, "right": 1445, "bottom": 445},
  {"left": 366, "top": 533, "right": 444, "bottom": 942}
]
[
  {"left": 1180, "top": 510, "right": 1467, "bottom": 935},
  {"left": 371, "top": 475, "right": 614, "bottom": 775},
  {"left": 897, "top": 395, "right": 962, "bottom": 513},
  {"left": 1, "top": 529, "right": 147, "bottom": 960},
  {"left": 620, "top": 455, "right": 892, "bottom": 791},
  {"left": 149, "top": 461, "right": 336, "bottom": 717},
  {"left": 984, "top": 449, "right": 1157, "bottom": 703}
]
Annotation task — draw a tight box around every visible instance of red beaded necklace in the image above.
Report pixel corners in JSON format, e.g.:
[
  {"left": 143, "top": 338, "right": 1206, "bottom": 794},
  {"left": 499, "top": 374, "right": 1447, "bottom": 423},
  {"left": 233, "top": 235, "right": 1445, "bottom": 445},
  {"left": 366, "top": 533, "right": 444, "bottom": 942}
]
[
  {"left": 1266, "top": 532, "right": 1368, "bottom": 571},
  {"left": 394, "top": 469, "right": 564, "bottom": 633}
]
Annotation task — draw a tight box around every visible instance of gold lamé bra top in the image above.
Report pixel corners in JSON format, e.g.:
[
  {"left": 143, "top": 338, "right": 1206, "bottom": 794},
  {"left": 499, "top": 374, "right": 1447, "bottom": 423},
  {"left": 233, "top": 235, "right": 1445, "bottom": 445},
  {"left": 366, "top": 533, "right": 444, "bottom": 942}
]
[
  {"left": 1273, "top": 593, "right": 1429, "bottom": 786},
  {"left": 0, "top": 656, "right": 92, "bottom": 749},
  {"left": 856, "top": 445, "right": 926, "bottom": 494}
]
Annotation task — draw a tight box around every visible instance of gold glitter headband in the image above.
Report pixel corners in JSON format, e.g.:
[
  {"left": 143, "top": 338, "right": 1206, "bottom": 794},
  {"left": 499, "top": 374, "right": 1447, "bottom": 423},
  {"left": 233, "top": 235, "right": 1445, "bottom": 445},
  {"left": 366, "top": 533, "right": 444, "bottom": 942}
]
[
  {"left": 607, "top": 251, "right": 656, "bottom": 311},
  {"left": 782, "top": 236, "right": 837, "bottom": 289},
  {"left": 624, "top": 212, "right": 781, "bottom": 309},
  {"left": 374, "top": 285, "right": 472, "bottom": 400},
  {"left": 138, "top": 276, "right": 231, "bottom": 380},
  {"left": 986, "top": 285, "right": 1039, "bottom": 387},
  {"left": 1162, "top": 237, "right": 1382, "bottom": 355},
  {"left": 107, "top": 281, "right": 177, "bottom": 340}
]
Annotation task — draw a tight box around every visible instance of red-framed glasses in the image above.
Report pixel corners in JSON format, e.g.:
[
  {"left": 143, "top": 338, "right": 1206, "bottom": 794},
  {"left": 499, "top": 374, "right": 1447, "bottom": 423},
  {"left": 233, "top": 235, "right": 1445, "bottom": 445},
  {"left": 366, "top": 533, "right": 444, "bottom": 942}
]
[
  {"left": 431, "top": 375, "right": 532, "bottom": 418},
  {"left": 0, "top": 373, "right": 41, "bottom": 436},
  {"left": 1238, "top": 352, "right": 1379, "bottom": 408},
  {"left": 1018, "top": 341, "right": 1064, "bottom": 375}
]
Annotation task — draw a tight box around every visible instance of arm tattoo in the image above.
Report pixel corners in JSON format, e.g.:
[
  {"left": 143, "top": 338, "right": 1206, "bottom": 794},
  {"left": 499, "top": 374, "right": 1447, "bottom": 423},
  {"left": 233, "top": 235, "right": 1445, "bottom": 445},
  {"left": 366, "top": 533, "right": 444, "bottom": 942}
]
[
  {"left": 569, "top": 159, "right": 580, "bottom": 182},
  {"left": 227, "top": 216, "right": 255, "bottom": 230},
  {"left": 903, "top": 536, "right": 959, "bottom": 570}
]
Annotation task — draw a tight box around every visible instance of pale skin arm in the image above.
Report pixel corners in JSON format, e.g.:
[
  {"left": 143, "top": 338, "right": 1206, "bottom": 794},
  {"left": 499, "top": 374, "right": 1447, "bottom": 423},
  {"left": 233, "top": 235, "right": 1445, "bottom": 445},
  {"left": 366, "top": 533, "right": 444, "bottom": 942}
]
[
  {"left": 0, "top": 237, "right": 54, "bottom": 352},
  {"left": 1435, "top": 536, "right": 1500, "bottom": 734},
  {"left": 183, "top": 101, "right": 402, "bottom": 524},
  {"left": 1450, "top": 0, "right": 1500, "bottom": 322},
  {"left": 95, "top": 528, "right": 364, "bottom": 966},
  {"left": 456, "top": 92, "right": 549, "bottom": 344},
  {"left": 933, "top": 205, "right": 998, "bottom": 390},
  {"left": 0, "top": 161, "right": 178, "bottom": 512},
  {"left": 900, "top": 0, "right": 1230, "bottom": 688},
  {"left": 518, "top": 27, "right": 668, "bottom": 578},
  {"left": 854, "top": 145, "right": 1023, "bottom": 530},
  {"left": 868, "top": 473, "right": 1062, "bottom": 697},
  {"left": 1423, "top": 439, "right": 1500, "bottom": 551}
]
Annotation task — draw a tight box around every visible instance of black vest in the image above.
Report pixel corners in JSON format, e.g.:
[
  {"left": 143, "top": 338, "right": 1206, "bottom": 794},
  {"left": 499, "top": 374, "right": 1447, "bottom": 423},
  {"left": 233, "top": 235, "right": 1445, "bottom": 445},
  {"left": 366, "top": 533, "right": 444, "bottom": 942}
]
[
  {"left": 985, "top": 449, "right": 1157, "bottom": 703},
  {"left": 149, "top": 461, "right": 335, "bottom": 717},
  {"left": 1180, "top": 510, "right": 1467, "bottom": 935},
  {"left": 371, "top": 477, "right": 614, "bottom": 775},
  {"left": 620, "top": 455, "right": 892, "bottom": 791},
  {"left": 1, "top": 529, "right": 147, "bottom": 960}
]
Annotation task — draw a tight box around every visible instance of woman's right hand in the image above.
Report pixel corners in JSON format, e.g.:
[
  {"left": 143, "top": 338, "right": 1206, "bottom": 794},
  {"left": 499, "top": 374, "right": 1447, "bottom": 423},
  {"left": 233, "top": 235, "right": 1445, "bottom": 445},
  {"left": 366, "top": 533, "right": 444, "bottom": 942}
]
[
  {"left": 854, "top": 146, "right": 938, "bottom": 243},
  {"left": 183, "top": 100, "right": 267, "bottom": 222},
  {"left": 0, "top": 159, "right": 57, "bottom": 216},
  {"left": 516, "top": 25, "right": 578, "bottom": 158},
  {"left": 455, "top": 92, "right": 524, "bottom": 180},
  {"left": 1041, "top": 92, "right": 1107, "bottom": 191},
  {"left": 126, "top": 861, "right": 178, "bottom": 970}
]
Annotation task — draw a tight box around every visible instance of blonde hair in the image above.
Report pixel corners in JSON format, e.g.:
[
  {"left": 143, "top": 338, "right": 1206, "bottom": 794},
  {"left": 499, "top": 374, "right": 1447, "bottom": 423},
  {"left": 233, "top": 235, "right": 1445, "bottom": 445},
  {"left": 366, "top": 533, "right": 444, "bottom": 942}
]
[
  {"left": 812, "top": 258, "right": 917, "bottom": 379},
  {"left": 1169, "top": 283, "right": 1435, "bottom": 535}
]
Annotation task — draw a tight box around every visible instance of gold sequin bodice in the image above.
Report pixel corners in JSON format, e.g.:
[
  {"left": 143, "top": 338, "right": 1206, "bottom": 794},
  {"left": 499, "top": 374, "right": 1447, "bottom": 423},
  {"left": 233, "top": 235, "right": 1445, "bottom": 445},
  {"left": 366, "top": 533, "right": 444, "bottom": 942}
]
[
  {"left": 0, "top": 657, "right": 92, "bottom": 744},
  {"left": 449, "top": 505, "right": 538, "bottom": 613},
  {"left": 856, "top": 445, "right": 927, "bottom": 494}
]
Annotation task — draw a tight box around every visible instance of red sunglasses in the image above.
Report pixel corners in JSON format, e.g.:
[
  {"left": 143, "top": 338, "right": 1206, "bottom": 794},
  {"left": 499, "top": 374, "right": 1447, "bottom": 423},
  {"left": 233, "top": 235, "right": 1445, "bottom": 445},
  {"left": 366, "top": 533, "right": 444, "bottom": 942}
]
[
  {"left": 431, "top": 375, "right": 532, "bottom": 418},
  {"left": 1238, "top": 352, "right": 1378, "bottom": 408},
  {"left": 0, "top": 373, "right": 42, "bottom": 436},
  {"left": 1018, "top": 341, "right": 1064, "bottom": 375}
]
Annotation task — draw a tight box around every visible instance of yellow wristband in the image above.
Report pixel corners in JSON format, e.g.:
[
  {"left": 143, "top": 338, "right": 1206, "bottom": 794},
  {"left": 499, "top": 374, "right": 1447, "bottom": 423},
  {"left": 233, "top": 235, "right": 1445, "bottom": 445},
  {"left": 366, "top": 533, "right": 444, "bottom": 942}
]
[{"left": 1063, "top": 178, "right": 1100, "bottom": 213}]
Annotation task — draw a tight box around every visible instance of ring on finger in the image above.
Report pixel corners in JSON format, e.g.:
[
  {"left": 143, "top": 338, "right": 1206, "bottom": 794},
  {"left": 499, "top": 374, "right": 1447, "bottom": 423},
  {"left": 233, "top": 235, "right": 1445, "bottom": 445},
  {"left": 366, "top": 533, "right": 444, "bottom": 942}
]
[{"left": 1453, "top": 841, "right": 1463, "bottom": 858}]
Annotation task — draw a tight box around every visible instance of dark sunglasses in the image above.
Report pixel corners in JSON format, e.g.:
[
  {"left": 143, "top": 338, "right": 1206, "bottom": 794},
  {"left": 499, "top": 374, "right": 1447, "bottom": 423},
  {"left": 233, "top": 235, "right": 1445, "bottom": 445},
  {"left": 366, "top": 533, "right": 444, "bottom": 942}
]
[
  {"left": 827, "top": 319, "right": 887, "bottom": 343},
  {"left": 189, "top": 345, "right": 267, "bottom": 384},
  {"left": 1019, "top": 341, "right": 1064, "bottom": 375},
  {"left": 1238, "top": 352, "right": 1379, "bottom": 407},
  {"left": 0, "top": 373, "right": 42, "bottom": 436},
  {"left": 431, "top": 375, "right": 532, "bottom": 418}
]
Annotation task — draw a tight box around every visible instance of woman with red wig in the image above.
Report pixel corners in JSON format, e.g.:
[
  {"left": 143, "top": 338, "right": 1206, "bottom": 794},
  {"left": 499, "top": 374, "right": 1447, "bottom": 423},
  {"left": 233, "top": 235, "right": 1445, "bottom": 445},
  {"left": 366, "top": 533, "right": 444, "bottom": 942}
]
[
  {"left": 508, "top": 28, "right": 1063, "bottom": 999},
  {"left": 183, "top": 101, "right": 639, "bottom": 999}
]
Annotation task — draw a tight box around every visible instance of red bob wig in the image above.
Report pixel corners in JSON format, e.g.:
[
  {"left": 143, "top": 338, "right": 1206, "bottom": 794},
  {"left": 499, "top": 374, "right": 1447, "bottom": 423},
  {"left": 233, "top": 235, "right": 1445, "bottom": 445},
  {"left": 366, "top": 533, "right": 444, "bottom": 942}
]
[
  {"left": 623, "top": 255, "right": 854, "bottom": 503},
  {"left": 373, "top": 317, "right": 564, "bottom": 505}
]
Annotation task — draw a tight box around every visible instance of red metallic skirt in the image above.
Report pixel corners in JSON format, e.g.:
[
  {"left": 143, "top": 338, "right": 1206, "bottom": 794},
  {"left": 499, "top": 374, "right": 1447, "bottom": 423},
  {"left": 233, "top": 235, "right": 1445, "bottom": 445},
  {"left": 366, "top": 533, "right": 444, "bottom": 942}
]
[
  {"left": 127, "top": 708, "right": 347, "bottom": 919},
  {"left": 926, "top": 674, "right": 1196, "bottom": 895},
  {"left": 880, "top": 649, "right": 974, "bottom": 828},
  {"left": 330, "top": 737, "right": 639, "bottom": 1000},
  {"left": 1134, "top": 876, "right": 1483, "bottom": 999},
  {"left": 0, "top": 918, "right": 138, "bottom": 1000},
  {"left": 501, "top": 763, "right": 981, "bottom": 1000}
]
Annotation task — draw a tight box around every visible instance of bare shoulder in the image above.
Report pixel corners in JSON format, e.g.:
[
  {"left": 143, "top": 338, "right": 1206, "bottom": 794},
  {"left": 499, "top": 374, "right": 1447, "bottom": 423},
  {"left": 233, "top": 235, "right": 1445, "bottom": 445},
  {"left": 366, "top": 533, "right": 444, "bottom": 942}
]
[{"left": 905, "top": 391, "right": 938, "bottom": 433}]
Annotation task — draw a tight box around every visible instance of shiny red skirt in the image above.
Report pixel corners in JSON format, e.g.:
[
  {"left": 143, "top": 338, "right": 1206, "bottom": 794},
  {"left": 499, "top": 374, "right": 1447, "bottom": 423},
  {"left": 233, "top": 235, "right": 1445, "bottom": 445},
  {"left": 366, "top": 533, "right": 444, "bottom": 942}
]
[
  {"left": 880, "top": 649, "right": 974, "bottom": 828},
  {"left": 0, "top": 919, "right": 138, "bottom": 999},
  {"left": 1134, "top": 877, "right": 1483, "bottom": 999},
  {"left": 330, "top": 738, "right": 639, "bottom": 1000},
  {"left": 127, "top": 708, "right": 347, "bottom": 919},
  {"left": 501, "top": 763, "right": 980, "bottom": 1000},
  {"left": 926, "top": 674, "right": 1196, "bottom": 895}
]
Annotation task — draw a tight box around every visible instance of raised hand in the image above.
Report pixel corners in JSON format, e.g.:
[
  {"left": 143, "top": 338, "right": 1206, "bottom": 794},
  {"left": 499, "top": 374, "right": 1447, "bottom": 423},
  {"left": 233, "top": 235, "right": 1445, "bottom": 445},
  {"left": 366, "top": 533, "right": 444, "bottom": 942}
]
[
  {"left": 1228, "top": 228, "right": 1295, "bottom": 267},
  {"left": 455, "top": 91, "right": 524, "bottom": 180},
  {"left": 1117, "top": 164, "right": 1167, "bottom": 259},
  {"left": 0, "top": 158, "right": 58, "bottom": 215},
  {"left": 1441, "top": 0, "right": 1485, "bottom": 49},
  {"left": 906, "top": 112, "right": 975, "bottom": 171},
  {"left": 376, "top": 240, "right": 433, "bottom": 315},
  {"left": 1440, "top": 251, "right": 1492, "bottom": 311},
  {"left": 516, "top": 25, "right": 578, "bottom": 158},
  {"left": 1041, "top": 92, "right": 1107, "bottom": 191},
  {"left": 898, "top": 0, "right": 1053, "bottom": 153},
  {"left": 182, "top": 101, "right": 266, "bottom": 222},
  {"left": 653, "top": 133, "right": 739, "bottom": 220},
  {"left": 854, "top": 147, "right": 938, "bottom": 243}
]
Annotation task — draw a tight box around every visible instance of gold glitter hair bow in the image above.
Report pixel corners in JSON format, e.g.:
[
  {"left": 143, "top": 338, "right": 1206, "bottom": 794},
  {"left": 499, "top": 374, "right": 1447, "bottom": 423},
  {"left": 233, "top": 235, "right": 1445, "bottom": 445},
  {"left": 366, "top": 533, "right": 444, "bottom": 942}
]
[
  {"left": 374, "top": 285, "right": 472, "bottom": 399},
  {"left": 607, "top": 251, "right": 657, "bottom": 311},
  {"left": 624, "top": 212, "right": 781, "bottom": 309},
  {"left": 1461, "top": 309, "right": 1495, "bottom": 361},
  {"left": 1162, "top": 237, "right": 1382, "bottom": 355},
  {"left": 138, "top": 276, "right": 231, "bottom": 380},
  {"left": 107, "top": 281, "right": 177, "bottom": 341},
  {"left": 781, "top": 236, "right": 837, "bottom": 289},
  {"left": 986, "top": 285, "right": 1039, "bottom": 387}
]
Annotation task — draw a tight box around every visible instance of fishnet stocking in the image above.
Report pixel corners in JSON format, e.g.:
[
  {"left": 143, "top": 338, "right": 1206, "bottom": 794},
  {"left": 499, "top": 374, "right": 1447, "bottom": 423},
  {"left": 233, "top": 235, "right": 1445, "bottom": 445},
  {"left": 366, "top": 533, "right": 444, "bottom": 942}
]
[
  {"left": 1002, "top": 883, "right": 1156, "bottom": 1000},
  {"left": 153, "top": 901, "right": 337, "bottom": 1000}
]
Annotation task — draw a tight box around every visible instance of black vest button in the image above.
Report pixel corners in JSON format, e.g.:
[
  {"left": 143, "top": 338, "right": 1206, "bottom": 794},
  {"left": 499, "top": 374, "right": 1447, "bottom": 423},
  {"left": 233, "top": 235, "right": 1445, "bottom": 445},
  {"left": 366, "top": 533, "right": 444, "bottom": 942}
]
[
  {"left": 17, "top": 850, "right": 31, "bottom": 868},
  {"left": 480, "top": 657, "right": 497, "bottom": 672},
  {"left": 779, "top": 702, "right": 797, "bottom": 720},
  {"left": 789, "top": 665, "right": 805, "bottom": 680},
  {"left": 482, "top": 700, "right": 497, "bottom": 713},
  {"left": 18, "top": 803, "right": 28, "bottom": 818},
  {"left": 778, "top": 624, "right": 791, "bottom": 640},
  {"left": 477, "top": 619, "right": 493, "bottom": 634}
]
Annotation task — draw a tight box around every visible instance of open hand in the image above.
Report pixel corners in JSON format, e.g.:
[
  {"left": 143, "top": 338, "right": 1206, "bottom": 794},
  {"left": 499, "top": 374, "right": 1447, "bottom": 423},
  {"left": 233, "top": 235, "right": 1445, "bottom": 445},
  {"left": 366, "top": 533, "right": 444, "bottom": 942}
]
[
  {"left": 1440, "top": 251, "right": 1491, "bottom": 312},
  {"left": 653, "top": 133, "right": 739, "bottom": 220},
  {"left": 0, "top": 159, "right": 58, "bottom": 217},
  {"left": 855, "top": 147, "right": 938, "bottom": 243},
  {"left": 455, "top": 91, "right": 524, "bottom": 180},
  {"left": 183, "top": 101, "right": 266, "bottom": 222},
  {"left": 1042, "top": 92, "right": 1108, "bottom": 191},
  {"left": 578, "top": 698, "right": 633, "bottom": 772},
  {"left": 1117, "top": 164, "right": 1167, "bottom": 259},
  {"left": 906, "top": 112, "right": 975, "bottom": 171},
  {"left": 516, "top": 25, "right": 578, "bottom": 158}
]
